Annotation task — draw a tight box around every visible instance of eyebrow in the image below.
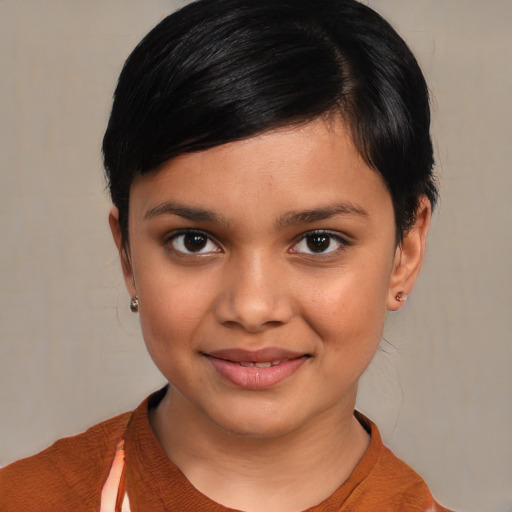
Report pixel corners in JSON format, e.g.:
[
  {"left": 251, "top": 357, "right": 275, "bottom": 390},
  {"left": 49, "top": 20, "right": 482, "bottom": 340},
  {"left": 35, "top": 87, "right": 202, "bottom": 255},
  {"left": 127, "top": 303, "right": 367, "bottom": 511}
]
[
  {"left": 143, "top": 200, "right": 367, "bottom": 229},
  {"left": 143, "top": 201, "right": 231, "bottom": 227},
  {"left": 275, "top": 202, "right": 368, "bottom": 229}
]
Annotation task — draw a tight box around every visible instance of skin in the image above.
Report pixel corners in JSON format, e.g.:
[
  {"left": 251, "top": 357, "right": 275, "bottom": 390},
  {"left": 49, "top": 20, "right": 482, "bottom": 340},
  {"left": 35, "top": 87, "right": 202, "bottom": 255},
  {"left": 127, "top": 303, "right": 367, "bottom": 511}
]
[{"left": 110, "top": 117, "right": 430, "bottom": 512}]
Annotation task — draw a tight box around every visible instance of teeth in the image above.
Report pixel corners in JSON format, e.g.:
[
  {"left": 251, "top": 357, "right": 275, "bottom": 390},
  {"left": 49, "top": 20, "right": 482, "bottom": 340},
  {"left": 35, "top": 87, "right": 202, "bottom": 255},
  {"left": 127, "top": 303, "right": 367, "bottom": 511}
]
[
  {"left": 255, "top": 362, "right": 272, "bottom": 368},
  {"left": 238, "top": 360, "right": 283, "bottom": 368}
]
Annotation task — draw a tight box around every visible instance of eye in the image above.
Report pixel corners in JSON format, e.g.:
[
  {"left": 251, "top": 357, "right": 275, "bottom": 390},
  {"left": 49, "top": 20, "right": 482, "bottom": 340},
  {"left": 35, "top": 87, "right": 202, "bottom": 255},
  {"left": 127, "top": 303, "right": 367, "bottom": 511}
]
[
  {"left": 167, "top": 230, "right": 221, "bottom": 255},
  {"left": 291, "top": 231, "right": 348, "bottom": 255}
]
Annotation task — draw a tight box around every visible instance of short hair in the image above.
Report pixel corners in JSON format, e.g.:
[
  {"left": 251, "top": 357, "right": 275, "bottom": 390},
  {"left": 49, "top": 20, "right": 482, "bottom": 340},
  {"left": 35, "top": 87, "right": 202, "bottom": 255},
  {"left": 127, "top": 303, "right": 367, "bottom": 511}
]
[{"left": 103, "top": 0, "right": 437, "bottom": 242}]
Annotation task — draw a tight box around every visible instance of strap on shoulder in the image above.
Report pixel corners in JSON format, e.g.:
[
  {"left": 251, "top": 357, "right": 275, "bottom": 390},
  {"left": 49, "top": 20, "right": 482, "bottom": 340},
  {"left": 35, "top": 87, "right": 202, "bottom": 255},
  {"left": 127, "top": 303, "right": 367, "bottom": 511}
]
[{"left": 100, "top": 440, "right": 130, "bottom": 512}]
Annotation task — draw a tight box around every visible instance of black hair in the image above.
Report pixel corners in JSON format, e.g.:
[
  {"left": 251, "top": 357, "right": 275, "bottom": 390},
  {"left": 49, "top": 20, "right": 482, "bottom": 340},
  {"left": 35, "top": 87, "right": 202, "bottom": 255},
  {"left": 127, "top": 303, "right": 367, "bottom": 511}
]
[{"left": 103, "top": 0, "right": 437, "bottom": 242}]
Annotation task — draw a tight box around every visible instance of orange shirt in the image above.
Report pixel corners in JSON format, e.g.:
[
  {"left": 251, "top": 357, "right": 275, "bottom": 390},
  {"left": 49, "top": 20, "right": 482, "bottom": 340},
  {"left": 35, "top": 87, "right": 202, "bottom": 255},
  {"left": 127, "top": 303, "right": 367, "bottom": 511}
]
[{"left": 0, "top": 388, "right": 452, "bottom": 511}]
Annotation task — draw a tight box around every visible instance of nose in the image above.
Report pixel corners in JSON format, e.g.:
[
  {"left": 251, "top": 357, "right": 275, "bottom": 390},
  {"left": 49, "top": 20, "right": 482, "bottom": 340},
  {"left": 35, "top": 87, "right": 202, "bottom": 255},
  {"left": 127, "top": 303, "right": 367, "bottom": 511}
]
[{"left": 213, "top": 253, "right": 294, "bottom": 333}]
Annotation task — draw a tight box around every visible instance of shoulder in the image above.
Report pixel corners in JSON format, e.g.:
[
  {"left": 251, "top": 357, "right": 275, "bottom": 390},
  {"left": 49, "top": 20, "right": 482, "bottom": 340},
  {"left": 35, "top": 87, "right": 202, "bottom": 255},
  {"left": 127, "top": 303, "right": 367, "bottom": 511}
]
[
  {"left": 349, "top": 412, "right": 452, "bottom": 511},
  {"left": 375, "top": 445, "right": 453, "bottom": 511},
  {"left": 0, "top": 412, "right": 131, "bottom": 512}
]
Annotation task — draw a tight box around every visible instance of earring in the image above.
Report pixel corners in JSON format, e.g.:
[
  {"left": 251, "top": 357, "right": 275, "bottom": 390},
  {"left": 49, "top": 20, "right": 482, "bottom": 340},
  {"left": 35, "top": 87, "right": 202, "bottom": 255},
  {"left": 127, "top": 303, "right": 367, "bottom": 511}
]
[
  {"left": 130, "top": 296, "right": 139, "bottom": 313},
  {"left": 395, "top": 291, "right": 408, "bottom": 303}
]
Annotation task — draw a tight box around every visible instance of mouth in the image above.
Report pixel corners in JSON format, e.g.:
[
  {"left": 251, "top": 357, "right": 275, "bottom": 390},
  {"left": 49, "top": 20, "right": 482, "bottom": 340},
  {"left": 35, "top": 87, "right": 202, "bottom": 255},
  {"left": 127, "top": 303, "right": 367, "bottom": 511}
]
[
  {"left": 203, "top": 348, "right": 311, "bottom": 389},
  {"left": 238, "top": 360, "right": 286, "bottom": 368}
]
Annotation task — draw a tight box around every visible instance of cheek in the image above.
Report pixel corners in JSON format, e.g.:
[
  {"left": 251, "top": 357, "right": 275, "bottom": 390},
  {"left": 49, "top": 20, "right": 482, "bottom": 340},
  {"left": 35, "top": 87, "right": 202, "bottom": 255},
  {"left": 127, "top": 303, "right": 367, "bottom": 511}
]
[
  {"left": 303, "top": 265, "right": 390, "bottom": 360},
  {"left": 135, "top": 267, "right": 216, "bottom": 361},
  {"left": 137, "top": 295, "right": 206, "bottom": 390}
]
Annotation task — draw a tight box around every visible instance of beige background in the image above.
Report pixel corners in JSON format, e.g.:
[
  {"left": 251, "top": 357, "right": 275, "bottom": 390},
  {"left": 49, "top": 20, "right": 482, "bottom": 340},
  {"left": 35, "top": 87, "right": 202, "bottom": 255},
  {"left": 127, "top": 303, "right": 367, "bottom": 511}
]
[{"left": 1, "top": 1, "right": 511, "bottom": 510}]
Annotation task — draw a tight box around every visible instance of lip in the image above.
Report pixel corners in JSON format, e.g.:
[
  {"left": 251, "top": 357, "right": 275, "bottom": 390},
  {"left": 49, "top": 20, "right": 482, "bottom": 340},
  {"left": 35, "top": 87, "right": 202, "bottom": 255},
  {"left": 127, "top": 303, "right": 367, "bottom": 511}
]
[
  {"left": 207, "top": 347, "right": 306, "bottom": 363},
  {"left": 204, "top": 348, "right": 310, "bottom": 390}
]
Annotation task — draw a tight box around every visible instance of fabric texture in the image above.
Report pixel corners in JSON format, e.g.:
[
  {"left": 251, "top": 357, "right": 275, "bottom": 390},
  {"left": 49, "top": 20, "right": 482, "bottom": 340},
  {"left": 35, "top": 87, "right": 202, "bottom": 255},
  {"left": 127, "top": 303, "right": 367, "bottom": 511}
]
[{"left": 0, "top": 388, "right": 452, "bottom": 511}]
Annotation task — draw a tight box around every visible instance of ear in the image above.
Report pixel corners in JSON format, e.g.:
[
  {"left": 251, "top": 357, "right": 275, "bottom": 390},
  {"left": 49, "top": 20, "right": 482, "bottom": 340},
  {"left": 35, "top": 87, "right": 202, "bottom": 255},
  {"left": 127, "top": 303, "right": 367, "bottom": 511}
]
[
  {"left": 387, "top": 196, "right": 431, "bottom": 311},
  {"left": 109, "top": 207, "right": 137, "bottom": 298}
]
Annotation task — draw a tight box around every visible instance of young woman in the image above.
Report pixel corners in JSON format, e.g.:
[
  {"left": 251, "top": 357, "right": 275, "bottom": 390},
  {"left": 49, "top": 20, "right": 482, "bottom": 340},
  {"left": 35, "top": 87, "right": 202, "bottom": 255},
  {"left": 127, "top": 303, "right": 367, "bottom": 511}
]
[{"left": 1, "top": 0, "right": 453, "bottom": 510}]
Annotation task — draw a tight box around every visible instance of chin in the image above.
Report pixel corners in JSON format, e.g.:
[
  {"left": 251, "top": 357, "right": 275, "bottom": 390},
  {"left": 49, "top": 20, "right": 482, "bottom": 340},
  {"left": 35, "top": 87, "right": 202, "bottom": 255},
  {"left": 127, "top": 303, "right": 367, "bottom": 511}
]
[
  {"left": 218, "top": 420, "right": 297, "bottom": 439},
  {"left": 208, "top": 405, "right": 310, "bottom": 440}
]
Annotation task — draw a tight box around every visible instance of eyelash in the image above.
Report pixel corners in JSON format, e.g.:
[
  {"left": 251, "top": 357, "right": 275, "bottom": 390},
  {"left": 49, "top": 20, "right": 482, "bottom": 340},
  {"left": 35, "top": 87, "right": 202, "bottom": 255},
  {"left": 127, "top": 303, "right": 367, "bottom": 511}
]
[
  {"left": 164, "top": 229, "right": 350, "bottom": 257},
  {"left": 164, "top": 229, "right": 222, "bottom": 256},
  {"left": 290, "top": 230, "right": 350, "bottom": 257}
]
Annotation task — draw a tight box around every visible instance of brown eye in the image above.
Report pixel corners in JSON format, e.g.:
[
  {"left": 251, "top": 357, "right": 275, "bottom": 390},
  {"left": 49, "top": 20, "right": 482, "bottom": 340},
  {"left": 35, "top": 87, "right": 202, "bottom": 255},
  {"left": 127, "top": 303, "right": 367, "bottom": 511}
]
[
  {"left": 169, "top": 231, "right": 220, "bottom": 254},
  {"left": 291, "top": 231, "right": 348, "bottom": 255},
  {"left": 183, "top": 233, "right": 208, "bottom": 252},
  {"left": 306, "top": 234, "right": 331, "bottom": 253}
]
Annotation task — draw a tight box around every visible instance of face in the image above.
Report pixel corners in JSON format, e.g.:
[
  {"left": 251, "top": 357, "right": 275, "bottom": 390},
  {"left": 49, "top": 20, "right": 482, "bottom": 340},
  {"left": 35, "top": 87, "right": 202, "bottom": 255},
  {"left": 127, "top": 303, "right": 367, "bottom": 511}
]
[{"left": 112, "top": 118, "right": 427, "bottom": 438}]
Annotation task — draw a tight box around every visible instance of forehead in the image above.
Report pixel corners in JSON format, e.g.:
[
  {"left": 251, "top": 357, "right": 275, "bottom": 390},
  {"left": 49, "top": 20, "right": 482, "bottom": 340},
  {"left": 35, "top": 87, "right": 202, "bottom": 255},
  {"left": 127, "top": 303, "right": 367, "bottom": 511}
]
[{"left": 129, "top": 118, "right": 393, "bottom": 226}]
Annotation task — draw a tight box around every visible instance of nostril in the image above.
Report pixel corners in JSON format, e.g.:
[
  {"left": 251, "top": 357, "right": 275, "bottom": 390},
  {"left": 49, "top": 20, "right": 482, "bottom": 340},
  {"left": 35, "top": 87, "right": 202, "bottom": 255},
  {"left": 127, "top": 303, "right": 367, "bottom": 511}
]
[
  {"left": 265, "top": 320, "right": 284, "bottom": 328},
  {"left": 221, "top": 318, "right": 284, "bottom": 333},
  {"left": 221, "top": 320, "right": 240, "bottom": 329}
]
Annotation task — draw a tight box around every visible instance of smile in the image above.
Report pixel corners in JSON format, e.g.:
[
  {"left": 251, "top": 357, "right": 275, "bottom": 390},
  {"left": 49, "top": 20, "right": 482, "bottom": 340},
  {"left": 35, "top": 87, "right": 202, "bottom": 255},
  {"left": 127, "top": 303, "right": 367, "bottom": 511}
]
[
  {"left": 203, "top": 348, "right": 311, "bottom": 390},
  {"left": 239, "top": 360, "right": 283, "bottom": 368}
]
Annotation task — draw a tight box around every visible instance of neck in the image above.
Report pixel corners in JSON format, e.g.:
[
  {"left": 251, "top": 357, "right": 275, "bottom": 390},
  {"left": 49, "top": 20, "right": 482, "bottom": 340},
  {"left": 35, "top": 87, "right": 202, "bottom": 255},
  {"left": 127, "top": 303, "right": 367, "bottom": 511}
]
[{"left": 150, "top": 386, "right": 370, "bottom": 512}]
